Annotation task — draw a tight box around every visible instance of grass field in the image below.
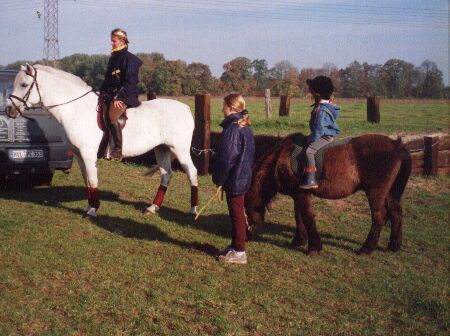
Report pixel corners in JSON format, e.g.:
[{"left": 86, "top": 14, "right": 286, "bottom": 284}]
[
  {"left": 172, "top": 96, "right": 449, "bottom": 136},
  {"left": 0, "top": 99, "right": 449, "bottom": 335}
]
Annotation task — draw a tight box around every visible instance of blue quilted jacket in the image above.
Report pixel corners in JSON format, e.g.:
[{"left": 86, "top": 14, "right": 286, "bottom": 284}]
[
  {"left": 309, "top": 103, "right": 340, "bottom": 141},
  {"left": 212, "top": 112, "right": 255, "bottom": 195}
]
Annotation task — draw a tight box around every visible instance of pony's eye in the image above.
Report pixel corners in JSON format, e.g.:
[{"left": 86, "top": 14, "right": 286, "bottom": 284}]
[{"left": 21, "top": 83, "right": 28, "bottom": 88}]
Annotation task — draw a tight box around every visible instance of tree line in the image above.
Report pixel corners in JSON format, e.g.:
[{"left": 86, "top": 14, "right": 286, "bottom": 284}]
[{"left": 1, "top": 53, "right": 448, "bottom": 98}]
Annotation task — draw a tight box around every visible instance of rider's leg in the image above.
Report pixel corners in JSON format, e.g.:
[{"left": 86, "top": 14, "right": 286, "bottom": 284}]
[
  {"left": 299, "top": 136, "right": 333, "bottom": 189},
  {"left": 108, "top": 100, "right": 126, "bottom": 161}
]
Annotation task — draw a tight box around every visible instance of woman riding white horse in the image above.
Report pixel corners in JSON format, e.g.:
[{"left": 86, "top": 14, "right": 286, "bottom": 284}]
[
  {"left": 6, "top": 64, "right": 199, "bottom": 217},
  {"left": 99, "top": 28, "right": 143, "bottom": 161}
]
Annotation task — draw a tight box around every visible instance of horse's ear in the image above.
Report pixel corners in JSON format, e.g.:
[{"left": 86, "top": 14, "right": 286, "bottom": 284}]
[
  {"left": 25, "top": 63, "right": 35, "bottom": 76},
  {"left": 20, "top": 65, "right": 26, "bottom": 72}
]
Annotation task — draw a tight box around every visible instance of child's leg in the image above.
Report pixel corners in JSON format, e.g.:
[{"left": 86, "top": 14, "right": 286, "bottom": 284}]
[
  {"left": 305, "top": 136, "right": 333, "bottom": 168},
  {"left": 300, "top": 136, "right": 333, "bottom": 189},
  {"left": 226, "top": 192, "right": 247, "bottom": 252}
]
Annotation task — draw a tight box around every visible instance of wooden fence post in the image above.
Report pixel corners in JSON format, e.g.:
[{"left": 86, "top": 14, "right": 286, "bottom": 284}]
[
  {"left": 192, "top": 94, "right": 211, "bottom": 175},
  {"left": 367, "top": 96, "right": 380, "bottom": 123},
  {"left": 279, "top": 95, "right": 290, "bottom": 117},
  {"left": 424, "top": 136, "right": 439, "bottom": 175},
  {"left": 265, "top": 89, "right": 272, "bottom": 118}
]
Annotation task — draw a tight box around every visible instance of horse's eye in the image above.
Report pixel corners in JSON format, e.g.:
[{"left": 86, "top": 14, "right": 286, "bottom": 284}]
[{"left": 21, "top": 83, "right": 28, "bottom": 88}]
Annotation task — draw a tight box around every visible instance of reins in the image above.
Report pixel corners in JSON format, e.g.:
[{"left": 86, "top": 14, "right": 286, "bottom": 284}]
[{"left": 7, "top": 65, "right": 96, "bottom": 120}]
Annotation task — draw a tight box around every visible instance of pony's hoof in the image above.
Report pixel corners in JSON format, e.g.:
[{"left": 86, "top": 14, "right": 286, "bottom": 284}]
[
  {"left": 386, "top": 242, "right": 401, "bottom": 252},
  {"left": 189, "top": 206, "right": 198, "bottom": 216},
  {"left": 144, "top": 204, "right": 159, "bottom": 215},
  {"left": 84, "top": 206, "right": 97, "bottom": 217},
  {"left": 307, "top": 249, "right": 321, "bottom": 256},
  {"left": 291, "top": 237, "right": 307, "bottom": 248},
  {"left": 357, "top": 247, "right": 373, "bottom": 256}
]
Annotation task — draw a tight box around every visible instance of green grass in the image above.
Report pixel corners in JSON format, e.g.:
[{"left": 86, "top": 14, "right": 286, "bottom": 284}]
[
  {"left": 0, "top": 161, "right": 448, "bottom": 335},
  {"left": 0, "top": 98, "right": 449, "bottom": 335},
  {"left": 173, "top": 96, "right": 449, "bottom": 136}
]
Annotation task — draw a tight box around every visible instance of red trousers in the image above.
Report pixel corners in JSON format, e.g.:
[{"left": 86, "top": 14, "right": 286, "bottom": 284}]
[{"left": 226, "top": 193, "right": 247, "bottom": 252}]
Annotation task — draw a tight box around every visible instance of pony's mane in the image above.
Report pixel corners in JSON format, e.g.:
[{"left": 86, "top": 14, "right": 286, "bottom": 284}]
[{"left": 35, "top": 64, "right": 91, "bottom": 89}]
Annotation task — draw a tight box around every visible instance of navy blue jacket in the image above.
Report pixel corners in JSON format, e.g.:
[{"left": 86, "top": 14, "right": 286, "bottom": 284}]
[
  {"left": 212, "top": 112, "right": 255, "bottom": 195},
  {"left": 309, "top": 103, "right": 340, "bottom": 141},
  {"left": 100, "top": 47, "right": 143, "bottom": 108}
]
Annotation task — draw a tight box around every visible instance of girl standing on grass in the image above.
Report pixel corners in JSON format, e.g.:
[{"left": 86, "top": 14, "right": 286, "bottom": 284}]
[{"left": 212, "top": 93, "right": 255, "bottom": 265}]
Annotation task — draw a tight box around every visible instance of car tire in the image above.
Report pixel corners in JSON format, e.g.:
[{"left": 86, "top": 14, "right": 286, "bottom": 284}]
[{"left": 32, "top": 172, "right": 54, "bottom": 187}]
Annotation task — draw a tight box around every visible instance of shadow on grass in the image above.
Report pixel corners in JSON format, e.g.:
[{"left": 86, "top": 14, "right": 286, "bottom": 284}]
[
  {"left": 0, "top": 185, "right": 375, "bottom": 254},
  {"left": 0, "top": 185, "right": 221, "bottom": 256},
  {"left": 158, "top": 206, "right": 370, "bottom": 254},
  {"left": 0, "top": 185, "right": 148, "bottom": 210}
]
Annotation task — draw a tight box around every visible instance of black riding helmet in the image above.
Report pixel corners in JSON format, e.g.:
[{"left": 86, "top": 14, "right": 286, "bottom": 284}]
[{"left": 306, "top": 76, "right": 334, "bottom": 100}]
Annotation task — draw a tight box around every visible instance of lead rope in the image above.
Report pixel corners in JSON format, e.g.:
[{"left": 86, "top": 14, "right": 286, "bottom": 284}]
[{"left": 194, "top": 186, "right": 222, "bottom": 221}]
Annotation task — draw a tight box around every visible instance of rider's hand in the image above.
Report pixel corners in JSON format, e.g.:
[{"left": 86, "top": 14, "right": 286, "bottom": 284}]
[{"left": 113, "top": 100, "right": 125, "bottom": 109}]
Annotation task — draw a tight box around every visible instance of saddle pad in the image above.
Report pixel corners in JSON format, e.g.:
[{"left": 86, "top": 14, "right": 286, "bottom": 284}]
[{"left": 290, "top": 135, "right": 352, "bottom": 178}]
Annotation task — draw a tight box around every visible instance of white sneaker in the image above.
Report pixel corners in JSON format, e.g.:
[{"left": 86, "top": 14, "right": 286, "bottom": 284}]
[
  {"left": 218, "top": 245, "right": 233, "bottom": 256},
  {"left": 218, "top": 250, "right": 247, "bottom": 264}
]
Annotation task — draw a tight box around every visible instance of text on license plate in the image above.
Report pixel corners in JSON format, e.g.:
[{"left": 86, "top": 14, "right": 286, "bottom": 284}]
[{"left": 9, "top": 149, "right": 45, "bottom": 159}]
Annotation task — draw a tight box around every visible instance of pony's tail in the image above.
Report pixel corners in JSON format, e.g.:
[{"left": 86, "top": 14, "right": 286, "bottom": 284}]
[{"left": 391, "top": 141, "right": 412, "bottom": 201}]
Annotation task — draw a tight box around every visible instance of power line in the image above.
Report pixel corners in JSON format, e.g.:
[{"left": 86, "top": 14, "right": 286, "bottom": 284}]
[{"left": 57, "top": 0, "right": 448, "bottom": 28}]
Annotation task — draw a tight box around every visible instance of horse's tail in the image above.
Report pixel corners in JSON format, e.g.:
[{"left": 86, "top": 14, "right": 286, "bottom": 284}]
[{"left": 391, "top": 139, "right": 412, "bottom": 201}]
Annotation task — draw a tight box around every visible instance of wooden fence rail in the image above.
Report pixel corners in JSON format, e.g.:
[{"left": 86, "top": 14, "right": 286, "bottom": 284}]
[{"left": 405, "top": 134, "right": 450, "bottom": 176}]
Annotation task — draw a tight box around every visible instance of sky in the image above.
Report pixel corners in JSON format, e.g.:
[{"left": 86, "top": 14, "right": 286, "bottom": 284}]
[{"left": 1, "top": 0, "right": 448, "bottom": 84}]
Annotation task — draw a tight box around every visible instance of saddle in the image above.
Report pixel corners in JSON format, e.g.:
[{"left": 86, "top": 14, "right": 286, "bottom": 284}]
[
  {"left": 290, "top": 135, "right": 352, "bottom": 179},
  {"left": 97, "top": 98, "right": 127, "bottom": 132}
]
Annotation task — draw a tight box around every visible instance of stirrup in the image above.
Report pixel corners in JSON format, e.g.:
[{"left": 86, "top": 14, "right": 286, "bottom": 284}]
[{"left": 299, "top": 182, "right": 319, "bottom": 190}]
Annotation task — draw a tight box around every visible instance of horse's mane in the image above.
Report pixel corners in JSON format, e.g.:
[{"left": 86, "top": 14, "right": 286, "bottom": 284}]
[
  {"left": 248, "top": 133, "right": 307, "bottom": 211},
  {"left": 35, "top": 64, "right": 91, "bottom": 89}
]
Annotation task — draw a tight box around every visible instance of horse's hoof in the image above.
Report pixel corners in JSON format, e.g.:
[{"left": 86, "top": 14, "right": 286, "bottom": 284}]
[
  {"left": 386, "top": 242, "right": 401, "bottom": 252},
  {"left": 307, "top": 249, "right": 321, "bottom": 256},
  {"left": 189, "top": 206, "right": 198, "bottom": 216},
  {"left": 291, "top": 237, "right": 307, "bottom": 248},
  {"left": 84, "top": 206, "right": 97, "bottom": 217},
  {"left": 144, "top": 204, "right": 159, "bottom": 215},
  {"left": 357, "top": 247, "right": 373, "bottom": 256}
]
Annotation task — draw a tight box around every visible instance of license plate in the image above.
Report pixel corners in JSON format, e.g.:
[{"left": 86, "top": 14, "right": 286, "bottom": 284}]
[{"left": 9, "top": 149, "right": 45, "bottom": 160}]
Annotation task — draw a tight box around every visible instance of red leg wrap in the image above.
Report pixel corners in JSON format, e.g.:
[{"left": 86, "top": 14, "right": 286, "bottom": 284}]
[
  {"left": 191, "top": 186, "right": 199, "bottom": 207},
  {"left": 87, "top": 187, "right": 100, "bottom": 208},
  {"left": 152, "top": 185, "right": 167, "bottom": 207},
  {"left": 304, "top": 167, "right": 317, "bottom": 173}
]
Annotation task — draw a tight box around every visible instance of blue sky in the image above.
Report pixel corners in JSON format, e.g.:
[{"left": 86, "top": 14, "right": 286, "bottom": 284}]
[{"left": 1, "top": 0, "right": 448, "bottom": 84}]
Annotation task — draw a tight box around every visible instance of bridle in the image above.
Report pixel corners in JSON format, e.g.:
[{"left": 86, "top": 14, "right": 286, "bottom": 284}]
[{"left": 7, "top": 65, "right": 96, "bottom": 120}]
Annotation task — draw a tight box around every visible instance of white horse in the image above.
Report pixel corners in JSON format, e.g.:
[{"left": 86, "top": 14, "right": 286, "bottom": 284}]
[{"left": 6, "top": 64, "right": 198, "bottom": 217}]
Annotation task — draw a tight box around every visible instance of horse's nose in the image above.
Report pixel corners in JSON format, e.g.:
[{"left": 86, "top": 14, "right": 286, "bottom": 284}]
[{"left": 5, "top": 105, "right": 17, "bottom": 118}]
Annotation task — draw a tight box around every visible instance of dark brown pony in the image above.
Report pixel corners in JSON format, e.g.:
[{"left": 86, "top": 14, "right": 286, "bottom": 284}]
[{"left": 244, "top": 133, "right": 412, "bottom": 255}]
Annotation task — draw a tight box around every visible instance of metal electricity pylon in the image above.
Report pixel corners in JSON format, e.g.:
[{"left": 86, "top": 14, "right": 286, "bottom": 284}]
[{"left": 43, "top": 0, "right": 59, "bottom": 63}]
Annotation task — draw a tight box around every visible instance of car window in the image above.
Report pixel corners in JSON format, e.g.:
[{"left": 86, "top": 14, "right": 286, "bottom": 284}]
[{"left": 0, "top": 76, "right": 14, "bottom": 112}]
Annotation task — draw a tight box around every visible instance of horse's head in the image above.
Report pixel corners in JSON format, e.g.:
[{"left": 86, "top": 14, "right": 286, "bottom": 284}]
[
  {"left": 244, "top": 191, "right": 265, "bottom": 240},
  {"left": 6, "top": 64, "right": 40, "bottom": 119}
]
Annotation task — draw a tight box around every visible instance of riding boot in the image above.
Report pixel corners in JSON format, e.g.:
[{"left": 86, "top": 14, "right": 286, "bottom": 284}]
[
  {"left": 109, "top": 122, "right": 122, "bottom": 161},
  {"left": 299, "top": 167, "right": 319, "bottom": 189},
  {"left": 97, "top": 131, "right": 110, "bottom": 160}
]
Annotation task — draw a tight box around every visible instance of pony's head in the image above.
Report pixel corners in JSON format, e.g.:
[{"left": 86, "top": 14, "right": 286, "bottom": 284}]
[
  {"left": 244, "top": 191, "right": 265, "bottom": 239},
  {"left": 6, "top": 64, "right": 41, "bottom": 118}
]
